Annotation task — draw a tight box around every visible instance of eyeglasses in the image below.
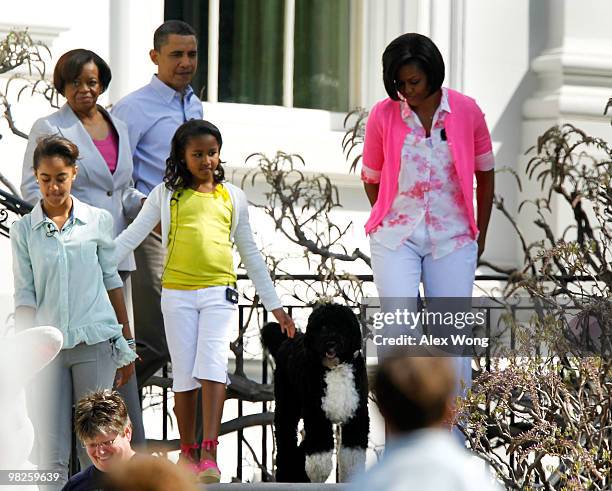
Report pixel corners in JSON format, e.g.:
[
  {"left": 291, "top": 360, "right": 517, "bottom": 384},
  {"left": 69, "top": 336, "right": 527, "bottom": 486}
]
[{"left": 82, "top": 436, "right": 118, "bottom": 451}]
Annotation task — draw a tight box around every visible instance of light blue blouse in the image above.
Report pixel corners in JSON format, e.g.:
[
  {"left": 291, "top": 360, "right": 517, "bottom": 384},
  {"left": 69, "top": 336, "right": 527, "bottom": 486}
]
[{"left": 10, "top": 196, "right": 135, "bottom": 366}]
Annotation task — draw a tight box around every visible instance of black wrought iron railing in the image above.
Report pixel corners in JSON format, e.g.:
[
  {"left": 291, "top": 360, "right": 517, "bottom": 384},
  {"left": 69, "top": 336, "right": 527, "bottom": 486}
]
[
  {"left": 143, "top": 301, "right": 325, "bottom": 482},
  {"left": 142, "top": 274, "right": 531, "bottom": 482},
  {"left": 141, "top": 275, "right": 604, "bottom": 484},
  {"left": 0, "top": 188, "right": 32, "bottom": 237}
]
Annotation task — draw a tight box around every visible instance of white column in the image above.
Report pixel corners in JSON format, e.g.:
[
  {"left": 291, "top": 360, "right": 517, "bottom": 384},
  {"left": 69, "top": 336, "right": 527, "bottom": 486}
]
[
  {"left": 349, "top": 0, "right": 364, "bottom": 109},
  {"left": 428, "top": 0, "right": 466, "bottom": 91},
  {"left": 108, "top": 0, "right": 131, "bottom": 104},
  {"left": 207, "top": 0, "right": 220, "bottom": 103},
  {"left": 429, "top": 0, "right": 451, "bottom": 69},
  {"left": 448, "top": 0, "right": 465, "bottom": 92},
  {"left": 282, "top": 0, "right": 295, "bottom": 107},
  {"left": 416, "top": 0, "right": 432, "bottom": 37},
  {"left": 521, "top": 0, "right": 612, "bottom": 239},
  {"left": 524, "top": 0, "right": 612, "bottom": 134},
  {"left": 360, "top": 0, "right": 420, "bottom": 108},
  {"left": 108, "top": 0, "right": 164, "bottom": 104}
]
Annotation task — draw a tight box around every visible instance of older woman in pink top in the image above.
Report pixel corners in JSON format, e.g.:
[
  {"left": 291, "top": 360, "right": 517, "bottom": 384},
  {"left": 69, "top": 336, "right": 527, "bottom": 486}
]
[{"left": 362, "top": 33, "right": 495, "bottom": 395}]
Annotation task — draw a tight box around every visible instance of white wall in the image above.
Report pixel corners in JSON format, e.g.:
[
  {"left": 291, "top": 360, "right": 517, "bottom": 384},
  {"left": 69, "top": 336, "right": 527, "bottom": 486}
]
[
  {"left": 1, "top": 1, "right": 111, "bottom": 62},
  {"left": 520, "top": 0, "right": 612, "bottom": 246},
  {"left": 107, "top": 0, "right": 165, "bottom": 103},
  {"left": 462, "top": 0, "right": 542, "bottom": 270}
]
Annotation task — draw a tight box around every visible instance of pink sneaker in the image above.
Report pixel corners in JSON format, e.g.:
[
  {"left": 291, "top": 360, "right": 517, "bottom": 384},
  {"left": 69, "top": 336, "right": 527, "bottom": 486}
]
[
  {"left": 198, "top": 459, "right": 221, "bottom": 484},
  {"left": 178, "top": 443, "right": 200, "bottom": 474}
]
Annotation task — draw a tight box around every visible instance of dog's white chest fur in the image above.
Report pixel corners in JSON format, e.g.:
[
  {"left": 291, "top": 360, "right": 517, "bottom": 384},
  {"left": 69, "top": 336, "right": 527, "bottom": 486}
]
[{"left": 321, "top": 363, "right": 359, "bottom": 423}]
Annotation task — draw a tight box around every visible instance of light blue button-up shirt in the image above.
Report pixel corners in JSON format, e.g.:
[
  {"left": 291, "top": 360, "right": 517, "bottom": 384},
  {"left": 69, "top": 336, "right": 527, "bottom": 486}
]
[
  {"left": 10, "top": 196, "right": 136, "bottom": 366},
  {"left": 348, "top": 429, "right": 502, "bottom": 490},
  {"left": 111, "top": 75, "right": 203, "bottom": 195}
]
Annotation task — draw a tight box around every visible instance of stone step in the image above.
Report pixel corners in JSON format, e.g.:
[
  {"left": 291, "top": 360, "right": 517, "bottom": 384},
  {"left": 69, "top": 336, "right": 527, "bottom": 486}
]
[{"left": 204, "top": 485, "right": 349, "bottom": 490}]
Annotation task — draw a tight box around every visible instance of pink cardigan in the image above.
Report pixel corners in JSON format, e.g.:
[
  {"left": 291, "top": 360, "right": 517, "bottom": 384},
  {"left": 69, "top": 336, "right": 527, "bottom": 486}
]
[{"left": 361, "top": 89, "right": 493, "bottom": 237}]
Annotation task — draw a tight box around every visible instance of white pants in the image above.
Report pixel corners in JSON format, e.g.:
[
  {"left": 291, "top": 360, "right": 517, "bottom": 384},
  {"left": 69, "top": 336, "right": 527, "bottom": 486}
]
[
  {"left": 370, "top": 221, "right": 478, "bottom": 396},
  {"left": 160, "top": 286, "right": 237, "bottom": 392}
]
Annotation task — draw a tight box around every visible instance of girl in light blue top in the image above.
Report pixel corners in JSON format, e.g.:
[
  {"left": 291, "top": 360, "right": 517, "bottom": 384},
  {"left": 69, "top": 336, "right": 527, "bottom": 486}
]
[{"left": 10, "top": 135, "right": 136, "bottom": 489}]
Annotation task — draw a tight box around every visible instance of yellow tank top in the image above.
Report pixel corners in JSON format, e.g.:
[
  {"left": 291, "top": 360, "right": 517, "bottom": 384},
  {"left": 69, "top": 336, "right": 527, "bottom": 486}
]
[{"left": 162, "top": 185, "right": 237, "bottom": 289}]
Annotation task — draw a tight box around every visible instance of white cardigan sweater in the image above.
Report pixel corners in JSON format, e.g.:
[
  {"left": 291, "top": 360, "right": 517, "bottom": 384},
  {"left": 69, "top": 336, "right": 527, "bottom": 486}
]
[{"left": 115, "top": 182, "right": 282, "bottom": 311}]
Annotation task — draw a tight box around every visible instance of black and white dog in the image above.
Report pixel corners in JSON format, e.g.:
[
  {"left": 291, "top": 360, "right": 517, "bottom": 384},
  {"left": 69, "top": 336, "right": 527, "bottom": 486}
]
[{"left": 261, "top": 303, "right": 369, "bottom": 483}]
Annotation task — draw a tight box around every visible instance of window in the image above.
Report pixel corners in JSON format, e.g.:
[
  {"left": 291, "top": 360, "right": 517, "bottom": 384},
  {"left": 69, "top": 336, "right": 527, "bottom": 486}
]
[
  {"left": 293, "top": 0, "right": 350, "bottom": 112},
  {"left": 218, "top": 0, "right": 284, "bottom": 105},
  {"left": 165, "top": 0, "right": 351, "bottom": 112}
]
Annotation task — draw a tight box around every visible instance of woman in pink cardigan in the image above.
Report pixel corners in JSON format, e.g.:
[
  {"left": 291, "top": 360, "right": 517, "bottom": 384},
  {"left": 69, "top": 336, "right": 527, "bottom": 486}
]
[{"left": 363, "top": 33, "right": 495, "bottom": 394}]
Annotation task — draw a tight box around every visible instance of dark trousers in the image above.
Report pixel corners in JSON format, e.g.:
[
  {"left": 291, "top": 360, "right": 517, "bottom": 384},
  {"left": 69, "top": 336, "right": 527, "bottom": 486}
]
[
  {"left": 116, "top": 271, "right": 146, "bottom": 447},
  {"left": 131, "top": 232, "right": 170, "bottom": 389}
]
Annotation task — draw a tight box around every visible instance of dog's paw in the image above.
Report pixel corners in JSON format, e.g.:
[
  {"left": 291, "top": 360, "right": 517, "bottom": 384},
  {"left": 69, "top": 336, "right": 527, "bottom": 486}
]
[
  {"left": 305, "top": 451, "right": 333, "bottom": 482},
  {"left": 338, "top": 446, "right": 366, "bottom": 482}
]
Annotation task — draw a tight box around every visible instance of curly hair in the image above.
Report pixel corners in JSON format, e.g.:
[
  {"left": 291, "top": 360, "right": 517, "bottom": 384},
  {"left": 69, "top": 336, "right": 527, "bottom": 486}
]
[{"left": 163, "top": 119, "right": 226, "bottom": 191}]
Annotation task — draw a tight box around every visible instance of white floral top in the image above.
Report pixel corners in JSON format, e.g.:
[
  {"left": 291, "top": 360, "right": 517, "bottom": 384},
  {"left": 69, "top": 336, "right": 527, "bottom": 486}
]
[{"left": 370, "top": 89, "right": 492, "bottom": 259}]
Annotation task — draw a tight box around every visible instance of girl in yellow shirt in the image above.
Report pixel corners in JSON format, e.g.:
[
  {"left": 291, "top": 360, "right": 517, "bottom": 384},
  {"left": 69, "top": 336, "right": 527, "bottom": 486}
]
[{"left": 115, "top": 120, "right": 295, "bottom": 483}]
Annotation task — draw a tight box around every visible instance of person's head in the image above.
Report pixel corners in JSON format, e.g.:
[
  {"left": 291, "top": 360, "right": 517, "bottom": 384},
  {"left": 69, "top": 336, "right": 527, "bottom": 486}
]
[
  {"left": 53, "top": 49, "right": 112, "bottom": 113},
  {"left": 164, "top": 119, "right": 225, "bottom": 190},
  {"left": 150, "top": 20, "right": 197, "bottom": 92},
  {"left": 382, "top": 33, "right": 445, "bottom": 106},
  {"left": 33, "top": 135, "right": 79, "bottom": 209},
  {"left": 74, "top": 390, "right": 134, "bottom": 473},
  {"left": 374, "top": 355, "right": 455, "bottom": 435},
  {"left": 105, "top": 456, "right": 198, "bottom": 491}
]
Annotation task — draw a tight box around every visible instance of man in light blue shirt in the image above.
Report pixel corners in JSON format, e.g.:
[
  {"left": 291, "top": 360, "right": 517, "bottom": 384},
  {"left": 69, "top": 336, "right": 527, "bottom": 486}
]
[
  {"left": 348, "top": 356, "right": 503, "bottom": 490},
  {"left": 111, "top": 20, "right": 203, "bottom": 439},
  {"left": 113, "top": 22, "right": 203, "bottom": 195}
]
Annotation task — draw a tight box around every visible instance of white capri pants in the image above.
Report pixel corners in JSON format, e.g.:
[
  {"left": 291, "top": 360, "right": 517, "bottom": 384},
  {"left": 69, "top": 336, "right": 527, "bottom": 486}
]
[{"left": 160, "top": 286, "right": 237, "bottom": 392}]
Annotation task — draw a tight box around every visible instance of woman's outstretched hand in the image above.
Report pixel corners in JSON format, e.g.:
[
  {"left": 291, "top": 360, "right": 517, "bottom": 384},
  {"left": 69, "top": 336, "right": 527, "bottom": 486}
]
[{"left": 271, "top": 308, "right": 296, "bottom": 338}]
